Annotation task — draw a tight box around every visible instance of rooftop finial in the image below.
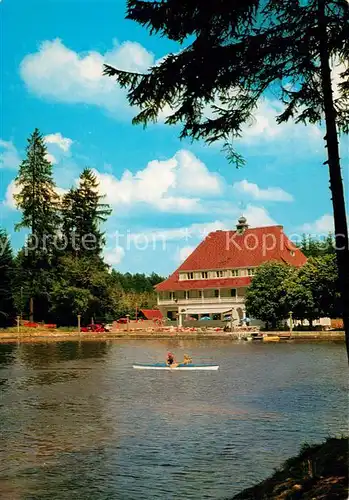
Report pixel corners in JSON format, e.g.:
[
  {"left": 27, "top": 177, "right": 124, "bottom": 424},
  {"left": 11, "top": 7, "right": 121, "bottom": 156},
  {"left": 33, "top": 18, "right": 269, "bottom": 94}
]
[{"left": 236, "top": 215, "right": 249, "bottom": 233}]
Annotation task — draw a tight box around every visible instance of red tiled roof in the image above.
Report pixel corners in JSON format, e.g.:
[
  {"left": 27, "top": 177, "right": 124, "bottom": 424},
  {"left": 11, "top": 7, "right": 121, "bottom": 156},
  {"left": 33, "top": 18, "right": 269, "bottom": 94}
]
[
  {"left": 156, "top": 225, "right": 307, "bottom": 292},
  {"left": 140, "top": 309, "right": 163, "bottom": 320}
]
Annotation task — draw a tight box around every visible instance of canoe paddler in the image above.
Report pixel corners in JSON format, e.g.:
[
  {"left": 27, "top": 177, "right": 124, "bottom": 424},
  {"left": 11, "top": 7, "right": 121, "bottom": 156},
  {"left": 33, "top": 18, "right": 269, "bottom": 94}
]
[
  {"left": 166, "top": 352, "right": 175, "bottom": 366},
  {"left": 183, "top": 354, "right": 192, "bottom": 365}
]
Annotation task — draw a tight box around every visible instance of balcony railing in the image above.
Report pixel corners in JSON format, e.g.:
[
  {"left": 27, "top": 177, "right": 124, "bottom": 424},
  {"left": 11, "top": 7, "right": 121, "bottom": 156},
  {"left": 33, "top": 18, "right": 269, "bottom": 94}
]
[{"left": 158, "top": 296, "right": 244, "bottom": 306}]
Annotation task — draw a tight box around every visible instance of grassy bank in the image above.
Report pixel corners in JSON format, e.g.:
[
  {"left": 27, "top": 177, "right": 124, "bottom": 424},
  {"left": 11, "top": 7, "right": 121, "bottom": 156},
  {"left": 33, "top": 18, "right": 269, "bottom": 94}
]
[{"left": 230, "top": 437, "right": 348, "bottom": 499}]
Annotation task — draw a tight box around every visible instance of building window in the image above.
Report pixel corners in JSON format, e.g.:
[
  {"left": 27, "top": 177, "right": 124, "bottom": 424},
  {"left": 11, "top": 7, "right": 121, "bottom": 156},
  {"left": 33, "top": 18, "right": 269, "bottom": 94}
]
[
  {"left": 201, "top": 271, "right": 208, "bottom": 279},
  {"left": 214, "top": 289, "right": 219, "bottom": 298},
  {"left": 199, "top": 290, "right": 203, "bottom": 298},
  {"left": 216, "top": 270, "right": 224, "bottom": 278},
  {"left": 247, "top": 268, "right": 255, "bottom": 276},
  {"left": 231, "top": 289, "right": 237, "bottom": 297},
  {"left": 290, "top": 250, "right": 295, "bottom": 257},
  {"left": 185, "top": 291, "right": 189, "bottom": 299},
  {"left": 231, "top": 269, "right": 239, "bottom": 277},
  {"left": 187, "top": 272, "right": 194, "bottom": 280},
  {"left": 169, "top": 292, "right": 175, "bottom": 300}
]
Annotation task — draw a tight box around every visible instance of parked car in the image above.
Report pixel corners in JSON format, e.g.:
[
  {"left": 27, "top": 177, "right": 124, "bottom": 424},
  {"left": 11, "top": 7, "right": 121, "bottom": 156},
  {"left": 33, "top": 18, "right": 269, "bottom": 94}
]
[
  {"left": 81, "top": 323, "right": 106, "bottom": 333},
  {"left": 116, "top": 317, "right": 128, "bottom": 324}
]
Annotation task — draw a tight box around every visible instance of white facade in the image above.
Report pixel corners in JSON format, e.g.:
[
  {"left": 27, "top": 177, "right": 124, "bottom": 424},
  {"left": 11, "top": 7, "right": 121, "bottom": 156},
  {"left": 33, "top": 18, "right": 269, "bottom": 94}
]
[{"left": 157, "top": 287, "right": 249, "bottom": 326}]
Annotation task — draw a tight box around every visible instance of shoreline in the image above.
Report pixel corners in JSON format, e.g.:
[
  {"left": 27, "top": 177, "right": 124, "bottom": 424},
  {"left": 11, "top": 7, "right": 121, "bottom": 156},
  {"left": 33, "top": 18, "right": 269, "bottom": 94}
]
[{"left": 0, "top": 330, "right": 345, "bottom": 343}]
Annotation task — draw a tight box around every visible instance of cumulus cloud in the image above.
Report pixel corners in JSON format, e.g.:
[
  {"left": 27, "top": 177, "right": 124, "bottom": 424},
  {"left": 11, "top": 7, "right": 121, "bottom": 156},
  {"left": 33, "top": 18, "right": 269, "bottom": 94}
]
[
  {"left": 233, "top": 179, "right": 294, "bottom": 202},
  {"left": 104, "top": 246, "right": 125, "bottom": 266},
  {"left": 300, "top": 214, "right": 334, "bottom": 234},
  {"left": 3, "top": 180, "right": 20, "bottom": 209},
  {"left": 178, "top": 246, "right": 196, "bottom": 263},
  {"left": 44, "top": 132, "right": 74, "bottom": 165},
  {"left": 332, "top": 60, "right": 348, "bottom": 100},
  {"left": 240, "top": 98, "right": 322, "bottom": 145},
  {"left": 45, "top": 133, "right": 73, "bottom": 153},
  {"left": 128, "top": 220, "right": 227, "bottom": 245},
  {"left": 45, "top": 153, "right": 57, "bottom": 164},
  {"left": 20, "top": 38, "right": 154, "bottom": 116},
  {"left": 0, "top": 140, "right": 21, "bottom": 170},
  {"left": 204, "top": 96, "right": 322, "bottom": 150},
  {"left": 240, "top": 205, "right": 277, "bottom": 227},
  {"left": 93, "top": 149, "right": 222, "bottom": 214},
  {"left": 127, "top": 208, "right": 276, "bottom": 250}
]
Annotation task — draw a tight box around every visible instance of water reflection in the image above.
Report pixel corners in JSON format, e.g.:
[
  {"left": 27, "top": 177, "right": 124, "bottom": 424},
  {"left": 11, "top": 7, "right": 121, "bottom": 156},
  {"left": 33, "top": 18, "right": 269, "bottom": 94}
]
[
  {"left": 0, "top": 340, "right": 347, "bottom": 499},
  {"left": 16, "top": 341, "right": 111, "bottom": 367}
]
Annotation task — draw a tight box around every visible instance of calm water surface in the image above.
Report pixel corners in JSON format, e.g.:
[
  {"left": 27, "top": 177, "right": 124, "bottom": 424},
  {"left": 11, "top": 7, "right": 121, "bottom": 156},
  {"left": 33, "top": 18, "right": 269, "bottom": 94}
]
[{"left": 0, "top": 340, "right": 347, "bottom": 499}]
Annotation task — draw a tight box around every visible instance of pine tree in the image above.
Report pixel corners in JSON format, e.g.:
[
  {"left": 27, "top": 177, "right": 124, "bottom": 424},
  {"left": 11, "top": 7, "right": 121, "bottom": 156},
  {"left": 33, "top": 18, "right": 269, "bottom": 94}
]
[
  {"left": 14, "top": 128, "right": 61, "bottom": 320},
  {"left": 104, "top": 0, "right": 349, "bottom": 358},
  {"left": 62, "top": 168, "right": 112, "bottom": 258},
  {"left": 15, "top": 129, "right": 60, "bottom": 244},
  {"left": 0, "top": 230, "right": 14, "bottom": 326}
]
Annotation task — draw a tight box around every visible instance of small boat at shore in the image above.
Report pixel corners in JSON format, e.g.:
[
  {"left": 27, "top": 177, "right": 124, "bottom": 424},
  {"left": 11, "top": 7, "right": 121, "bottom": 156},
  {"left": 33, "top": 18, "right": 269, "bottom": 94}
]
[{"left": 133, "top": 363, "right": 219, "bottom": 371}]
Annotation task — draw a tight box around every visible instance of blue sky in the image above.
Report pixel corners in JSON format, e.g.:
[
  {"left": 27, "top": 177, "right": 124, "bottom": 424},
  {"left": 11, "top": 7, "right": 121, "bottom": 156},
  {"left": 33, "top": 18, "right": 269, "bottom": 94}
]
[{"left": 1, "top": 0, "right": 348, "bottom": 276}]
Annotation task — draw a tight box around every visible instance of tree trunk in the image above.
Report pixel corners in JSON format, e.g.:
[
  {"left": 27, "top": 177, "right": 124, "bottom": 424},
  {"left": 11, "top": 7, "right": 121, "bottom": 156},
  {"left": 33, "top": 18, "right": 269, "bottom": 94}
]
[
  {"left": 29, "top": 297, "right": 34, "bottom": 322},
  {"left": 318, "top": 0, "right": 349, "bottom": 362}
]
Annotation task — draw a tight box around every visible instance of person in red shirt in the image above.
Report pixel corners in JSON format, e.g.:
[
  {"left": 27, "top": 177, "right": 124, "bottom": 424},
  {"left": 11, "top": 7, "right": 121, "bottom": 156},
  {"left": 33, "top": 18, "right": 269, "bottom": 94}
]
[{"left": 166, "top": 352, "right": 177, "bottom": 366}]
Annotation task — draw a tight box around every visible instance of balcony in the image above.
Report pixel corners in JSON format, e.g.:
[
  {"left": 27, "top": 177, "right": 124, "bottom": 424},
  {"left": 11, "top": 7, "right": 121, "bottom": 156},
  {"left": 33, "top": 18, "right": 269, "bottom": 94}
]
[{"left": 157, "top": 295, "right": 245, "bottom": 306}]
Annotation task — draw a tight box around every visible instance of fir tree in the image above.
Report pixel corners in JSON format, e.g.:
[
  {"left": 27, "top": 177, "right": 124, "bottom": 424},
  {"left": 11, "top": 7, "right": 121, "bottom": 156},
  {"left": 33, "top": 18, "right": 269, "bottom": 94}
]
[
  {"left": 0, "top": 230, "right": 14, "bottom": 326},
  {"left": 15, "top": 128, "right": 60, "bottom": 247},
  {"left": 104, "top": 0, "right": 349, "bottom": 357},
  {"left": 62, "top": 168, "right": 112, "bottom": 257},
  {"left": 14, "top": 128, "right": 60, "bottom": 320}
]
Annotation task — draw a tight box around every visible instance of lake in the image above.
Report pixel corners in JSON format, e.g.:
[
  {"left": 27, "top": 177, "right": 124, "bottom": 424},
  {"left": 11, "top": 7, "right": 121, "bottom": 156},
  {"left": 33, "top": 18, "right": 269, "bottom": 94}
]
[{"left": 0, "top": 340, "right": 347, "bottom": 499}]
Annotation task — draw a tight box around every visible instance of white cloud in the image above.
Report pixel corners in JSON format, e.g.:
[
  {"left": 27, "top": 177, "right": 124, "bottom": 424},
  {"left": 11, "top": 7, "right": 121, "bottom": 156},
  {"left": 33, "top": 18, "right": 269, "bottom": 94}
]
[
  {"left": 93, "top": 149, "right": 221, "bottom": 214},
  {"left": 203, "top": 95, "right": 322, "bottom": 151},
  {"left": 332, "top": 60, "right": 348, "bottom": 100},
  {"left": 175, "top": 150, "right": 221, "bottom": 195},
  {"left": 127, "top": 209, "right": 275, "bottom": 249},
  {"left": 45, "top": 153, "right": 57, "bottom": 164},
  {"left": 178, "top": 246, "right": 195, "bottom": 263},
  {"left": 128, "top": 220, "right": 227, "bottom": 245},
  {"left": 233, "top": 179, "right": 294, "bottom": 202},
  {"left": 104, "top": 246, "right": 125, "bottom": 266},
  {"left": 3, "top": 180, "right": 20, "bottom": 209},
  {"left": 20, "top": 38, "right": 155, "bottom": 116},
  {"left": 300, "top": 214, "right": 334, "bottom": 234},
  {"left": 44, "top": 133, "right": 73, "bottom": 153},
  {"left": 0, "top": 140, "right": 21, "bottom": 170},
  {"left": 44, "top": 132, "right": 74, "bottom": 165},
  {"left": 241, "top": 205, "right": 277, "bottom": 227},
  {"left": 240, "top": 98, "right": 322, "bottom": 145}
]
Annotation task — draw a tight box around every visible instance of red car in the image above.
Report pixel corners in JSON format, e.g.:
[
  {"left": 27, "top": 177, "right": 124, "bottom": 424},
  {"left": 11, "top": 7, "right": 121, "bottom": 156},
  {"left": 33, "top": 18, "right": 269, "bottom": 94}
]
[{"left": 81, "top": 323, "right": 106, "bottom": 333}]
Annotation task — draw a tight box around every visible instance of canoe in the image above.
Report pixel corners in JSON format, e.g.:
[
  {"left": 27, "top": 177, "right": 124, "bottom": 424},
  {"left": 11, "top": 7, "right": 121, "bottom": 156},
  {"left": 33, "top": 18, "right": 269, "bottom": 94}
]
[{"left": 133, "top": 363, "right": 219, "bottom": 371}]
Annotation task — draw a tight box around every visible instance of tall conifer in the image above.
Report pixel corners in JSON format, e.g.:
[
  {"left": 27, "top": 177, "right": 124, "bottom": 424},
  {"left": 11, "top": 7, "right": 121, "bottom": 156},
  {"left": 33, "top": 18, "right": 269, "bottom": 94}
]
[
  {"left": 14, "top": 128, "right": 60, "bottom": 320},
  {"left": 62, "top": 168, "right": 112, "bottom": 258},
  {"left": 0, "top": 230, "right": 14, "bottom": 326}
]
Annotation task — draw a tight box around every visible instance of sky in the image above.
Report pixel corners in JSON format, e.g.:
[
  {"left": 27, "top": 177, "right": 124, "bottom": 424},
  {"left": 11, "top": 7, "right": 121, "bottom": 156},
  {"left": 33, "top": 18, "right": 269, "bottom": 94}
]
[{"left": 1, "top": 0, "right": 348, "bottom": 276}]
